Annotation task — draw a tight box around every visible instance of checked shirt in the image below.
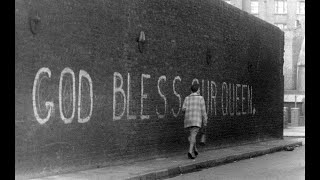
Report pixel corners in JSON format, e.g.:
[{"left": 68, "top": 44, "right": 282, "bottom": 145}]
[{"left": 182, "top": 92, "right": 208, "bottom": 128}]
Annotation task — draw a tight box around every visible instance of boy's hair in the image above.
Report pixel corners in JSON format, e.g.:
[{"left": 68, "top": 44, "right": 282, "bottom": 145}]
[{"left": 191, "top": 83, "right": 199, "bottom": 93}]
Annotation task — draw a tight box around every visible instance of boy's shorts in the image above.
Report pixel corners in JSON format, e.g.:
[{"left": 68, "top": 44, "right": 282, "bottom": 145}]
[{"left": 186, "top": 126, "right": 200, "bottom": 136}]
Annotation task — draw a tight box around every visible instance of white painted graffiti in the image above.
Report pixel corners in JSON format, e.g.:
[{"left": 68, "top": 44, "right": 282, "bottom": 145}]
[
  {"left": 59, "top": 67, "right": 76, "bottom": 124},
  {"left": 171, "top": 76, "right": 181, "bottom": 118},
  {"left": 33, "top": 68, "right": 255, "bottom": 124},
  {"left": 113, "top": 72, "right": 126, "bottom": 121},
  {"left": 156, "top": 75, "right": 167, "bottom": 119},
  {"left": 112, "top": 72, "right": 255, "bottom": 121},
  {"left": 126, "top": 73, "right": 137, "bottom": 120},
  {"left": 78, "top": 70, "right": 93, "bottom": 123},
  {"left": 32, "top": 67, "right": 93, "bottom": 124},
  {"left": 113, "top": 73, "right": 185, "bottom": 121},
  {"left": 141, "top": 74, "right": 150, "bottom": 120},
  {"left": 32, "top": 67, "right": 54, "bottom": 124}
]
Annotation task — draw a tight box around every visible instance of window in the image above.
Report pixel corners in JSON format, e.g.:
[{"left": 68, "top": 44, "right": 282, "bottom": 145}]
[
  {"left": 251, "top": 0, "right": 259, "bottom": 14},
  {"left": 275, "top": 23, "right": 287, "bottom": 30},
  {"left": 297, "top": 1, "right": 305, "bottom": 14},
  {"left": 295, "top": 20, "right": 301, "bottom": 28},
  {"left": 275, "top": 0, "right": 287, "bottom": 14}
]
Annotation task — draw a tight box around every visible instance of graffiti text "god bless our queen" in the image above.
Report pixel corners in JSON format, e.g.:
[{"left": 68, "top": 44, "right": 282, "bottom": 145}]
[{"left": 32, "top": 68, "right": 255, "bottom": 125}]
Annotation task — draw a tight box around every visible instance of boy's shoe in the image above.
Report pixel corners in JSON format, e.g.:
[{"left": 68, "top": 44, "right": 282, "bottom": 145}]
[{"left": 188, "top": 152, "right": 195, "bottom": 159}]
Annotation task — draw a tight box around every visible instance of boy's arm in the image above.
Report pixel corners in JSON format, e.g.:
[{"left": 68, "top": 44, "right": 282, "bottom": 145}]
[
  {"left": 201, "top": 97, "right": 208, "bottom": 126},
  {"left": 182, "top": 97, "right": 187, "bottom": 112}
]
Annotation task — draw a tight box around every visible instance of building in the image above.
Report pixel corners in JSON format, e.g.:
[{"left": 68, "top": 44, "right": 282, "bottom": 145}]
[
  {"left": 224, "top": 0, "right": 305, "bottom": 93},
  {"left": 223, "top": 0, "right": 305, "bottom": 125}
]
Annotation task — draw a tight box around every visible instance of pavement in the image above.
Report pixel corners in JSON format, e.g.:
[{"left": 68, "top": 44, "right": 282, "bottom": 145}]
[
  {"left": 283, "top": 126, "right": 305, "bottom": 138},
  {"left": 31, "top": 126, "right": 304, "bottom": 180}
]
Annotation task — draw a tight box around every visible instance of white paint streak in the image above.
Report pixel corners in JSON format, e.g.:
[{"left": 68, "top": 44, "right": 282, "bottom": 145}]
[
  {"left": 229, "top": 83, "right": 235, "bottom": 116},
  {"left": 248, "top": 86, "right": 253, "bottom": 114},
  {"left": 172, "top": 76, "right": 181, "bottom": 118},
  {"left": 201, "top": 79, "right": 204, "bottom": 96},
  {"left": 59, "top": 67, "right": 76, "bottom": 124},
  {"left": 113, "top": 72, "right": 126, "bottom": 121},
  {"left": 207, "top": 80, "right": 210, "bottom": 114},
  {"left": 192, "top": 78, "right": 199, "bottom": 85},
  {"left": 156, "top": 75, "right": 167, "bottom": 119},
  {"left": 236, "top": 84, "right": 241, "bottom": 116},
  {"left": 127, "top": 73, "right": 136, "bottom": 120},
  {"left": 242, "top": 85, "right": 247, "bottom": 115},
  {"left": 222, "top": 82, "right": 228, "bottom": 116},
  {"left": 32, "top": 67, "right": 54, "bottom": 124},
  {"left": 78, "top": 70, "right": 93, "bottom": 123},
  {"left": 141, "top": 74, "right": 150, "bottom": 120},
  {"left": 211, "top": 81, "right": 217, "bottom": 116},
  {"left": 247, "top": 85, "right": 250, "bottom": 114}
]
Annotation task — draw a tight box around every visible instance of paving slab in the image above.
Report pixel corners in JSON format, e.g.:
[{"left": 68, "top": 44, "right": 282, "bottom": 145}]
[{"left": 283, "top": 126, "right": 305, "bottom": 137}]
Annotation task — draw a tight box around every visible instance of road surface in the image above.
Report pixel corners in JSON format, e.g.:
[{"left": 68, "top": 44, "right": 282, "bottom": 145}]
[{"left": 168, "top": 139, "right": 305, "bottom": 180}]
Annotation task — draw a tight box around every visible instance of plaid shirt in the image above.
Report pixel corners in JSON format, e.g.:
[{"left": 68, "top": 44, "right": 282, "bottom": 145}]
[{"left": 182, "top": 92, "right": 208, "bottom": 128}]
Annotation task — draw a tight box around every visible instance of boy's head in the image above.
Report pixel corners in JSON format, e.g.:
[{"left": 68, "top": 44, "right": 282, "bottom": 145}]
[{"left": 191, "top": 83, "right": 199, "bottom": 93}]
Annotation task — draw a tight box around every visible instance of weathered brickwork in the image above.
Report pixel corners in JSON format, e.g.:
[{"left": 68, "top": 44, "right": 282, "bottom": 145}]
[{"left": 15, "top": 0, "right": 284, "bottom": 178}]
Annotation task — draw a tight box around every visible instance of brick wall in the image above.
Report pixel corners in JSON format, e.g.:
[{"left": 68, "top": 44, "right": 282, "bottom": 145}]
[{"left": 15, "top": 0, "right": 284, "bottom": 178}]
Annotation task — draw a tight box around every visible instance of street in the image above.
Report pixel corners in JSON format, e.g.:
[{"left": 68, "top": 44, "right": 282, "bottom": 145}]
[{"left": 168, "top": 139, "right": 305, "bottom": 180}]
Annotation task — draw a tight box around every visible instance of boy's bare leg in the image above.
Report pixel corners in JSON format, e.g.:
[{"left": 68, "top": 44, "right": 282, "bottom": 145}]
[
  {"left": 189, "top": 141, "right": 194, "bottom": 154},
  {"left": 188, "top": 131, "right": 197, "bottom": 154},
  {"left": 194, "top": 143, "right": 198, "bottom": 152}
]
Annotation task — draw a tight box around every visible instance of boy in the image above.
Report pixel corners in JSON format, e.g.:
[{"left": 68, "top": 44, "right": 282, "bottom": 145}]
[{"left": 182, "top": 83, "right": 208, "bottom": 159}]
